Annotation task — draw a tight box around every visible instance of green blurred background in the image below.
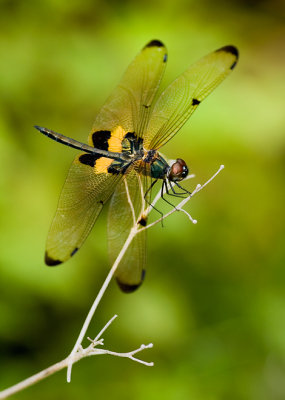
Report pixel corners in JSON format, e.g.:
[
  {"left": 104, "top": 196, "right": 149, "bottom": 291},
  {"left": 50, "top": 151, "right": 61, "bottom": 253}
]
[{"left": 0, "top": 0, "right": 285, "bottom": 399}]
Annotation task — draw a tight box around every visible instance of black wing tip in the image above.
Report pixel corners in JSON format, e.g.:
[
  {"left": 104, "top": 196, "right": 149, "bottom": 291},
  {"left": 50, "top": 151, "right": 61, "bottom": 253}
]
[
  {"left": 116, "top": 270, "right": 146, "bottom": 293},
  {"left": 216, "top": 45, "right": 239, "bottom": 64},
  {"left": 216, "top": 45, "right": 239, "bottom": 57},
  {"left": 216, "top": 45, "right": 239, "bottom": 70},
  {"left": 45, "top": 252, "right": 62, "bottom": 266},
  {"left": 144, "top": 39, "right": 165, "bottom": 49},
  {"left": 116, "top": 279, "right": 142, "bottom": 293}
]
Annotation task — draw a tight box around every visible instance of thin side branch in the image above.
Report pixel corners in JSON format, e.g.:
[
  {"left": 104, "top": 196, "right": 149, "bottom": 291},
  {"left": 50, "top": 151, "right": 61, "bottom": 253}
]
[{"left": 0, "top": 316, "right": 153, "bottom": 399}]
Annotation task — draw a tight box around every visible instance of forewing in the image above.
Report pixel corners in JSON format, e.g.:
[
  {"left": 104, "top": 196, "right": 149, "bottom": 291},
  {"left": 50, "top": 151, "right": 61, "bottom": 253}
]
[
  {"left": 144, "top": 46, "right": 239, "bottom": 150},
  {"left": 45, "top": 154, "right": 121, "bottom": 266},
  {"left": 107, "top": 165, "right": 150, "bottom": 292},
  {"left": 89, "top": 40, "right": 167, "bottom": 144}
]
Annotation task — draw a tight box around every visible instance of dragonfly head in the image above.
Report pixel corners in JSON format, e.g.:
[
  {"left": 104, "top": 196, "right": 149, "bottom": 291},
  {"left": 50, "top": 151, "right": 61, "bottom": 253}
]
[{"left": 168, "top": 158, "right": 188, "bottom": 182}]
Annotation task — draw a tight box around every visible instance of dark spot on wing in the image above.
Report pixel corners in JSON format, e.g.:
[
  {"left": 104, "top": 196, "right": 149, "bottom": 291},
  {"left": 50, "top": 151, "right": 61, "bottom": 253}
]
[
  {"left": 107, "top": 165, "right": 120, "bottom": 175},
  {"left": 138, "top": 217, "right": 147, "bottom": 227},
  {"left": 163, "top": 54, "right": 168, "bottom": 63},
  {"left": 45, "top": 252, "right": 62, "bottom": 266},
  {"left": 192, "top": 98, "right": 200, "bottom": 106},
  {"left": 143, "top": 104, "right": 150, "bottom": 109},
  {"left": 99, "top": 200, "right": 104, "bottom": 205},
  {"left": 92, "top": 130, "right": 111, "bottom": 149},
  {"left": 79, "top": 153, "right": 99, "bottom": 167},
  {"left": 145, "top": 39, "right": 164, "bottom": 48},
  {"left": 124, "top": 131, "right": 137, "bottom": 139},
  {"left": 70, "top": 248, "right": 78, "bottom": 257}
]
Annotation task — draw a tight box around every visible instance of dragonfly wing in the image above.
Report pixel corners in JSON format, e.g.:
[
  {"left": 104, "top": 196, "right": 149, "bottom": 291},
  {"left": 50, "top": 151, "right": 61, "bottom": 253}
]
[
  {"left": 45, "top": 154, "right": 121, "bottom": 266},
  {"left": 89, "top": 40, "right": 167, "bottom": 147},
  {"left": 107, "top": 165, "right": 151, "bottom": 292},
  {"left": 144, "top": 45, "right": 239, "bottom": 150}
]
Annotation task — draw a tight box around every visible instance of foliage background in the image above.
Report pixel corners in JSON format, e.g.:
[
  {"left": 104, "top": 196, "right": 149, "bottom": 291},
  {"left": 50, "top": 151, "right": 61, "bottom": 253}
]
[{"left": 0, "top": 0, "right": 285, "bottom": 399}]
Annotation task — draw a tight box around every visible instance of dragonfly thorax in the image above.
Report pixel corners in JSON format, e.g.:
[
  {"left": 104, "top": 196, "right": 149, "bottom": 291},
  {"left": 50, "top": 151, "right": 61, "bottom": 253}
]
[{"left": 145, "top": 151, "right": 169, "bottom": 180}]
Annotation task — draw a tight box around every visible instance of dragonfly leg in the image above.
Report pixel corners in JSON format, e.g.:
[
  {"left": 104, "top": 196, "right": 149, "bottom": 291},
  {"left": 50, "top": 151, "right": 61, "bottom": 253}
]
[
  {"left": 144, "top": 178, "right": 158, "bottom": 200},
  {"left": 161, "top": 180, "right": 178, "bottom": 209},
  {"left": 174, "top": 181, "right": 191, "bottom": 195},
  {"left": 144, "top": 179, "right": 164, "bottom": 222},
  {"left": 167, "top": 181, "right": 189, "bottom": 198}
]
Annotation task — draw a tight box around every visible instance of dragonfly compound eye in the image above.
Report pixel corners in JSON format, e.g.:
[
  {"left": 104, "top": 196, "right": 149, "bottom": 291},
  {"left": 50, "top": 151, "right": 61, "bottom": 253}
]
[{"left": 168, "top": 158, "right": 188, "bottom": 181}]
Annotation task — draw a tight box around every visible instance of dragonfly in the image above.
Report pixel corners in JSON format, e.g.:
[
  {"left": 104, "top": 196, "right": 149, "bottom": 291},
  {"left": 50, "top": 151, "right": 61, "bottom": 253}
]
[{"left": 35, "top": 40, "right": 238, "bottom": 293}]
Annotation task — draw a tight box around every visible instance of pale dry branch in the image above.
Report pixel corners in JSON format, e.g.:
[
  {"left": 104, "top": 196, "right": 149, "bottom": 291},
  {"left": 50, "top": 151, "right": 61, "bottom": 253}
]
[
  {"left": 177, "top": 208, "right": 197, "bottom": 224},
  {"left": 0, "top": 315, "right": 153, "bottom": 400},
  {"left": 0, "top": 165, "right": 224, "bottom": 399},
  {"left": 137, "top": 174, "right": 147, "bottom": 217},
  {"left": 66, "top": 225, "right": 137, "bottom": 382},
  {"left": 124, "top": 177, "right": 137, "bottom": 225},
  {"left": 86, "top": 341, "right": 154, "bottom": 367}
]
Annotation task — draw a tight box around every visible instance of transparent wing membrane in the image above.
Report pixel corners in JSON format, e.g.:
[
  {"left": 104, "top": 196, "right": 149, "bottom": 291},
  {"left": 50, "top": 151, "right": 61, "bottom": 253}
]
[
  {"left": 89, "top": 40, "right": 167, "bottom": 142},
  {"left": 144, "top": 46, "right": 238, "bottom": 150},
  {"left": 45, "top": 155, "right": 121, "bottom": 265},
  {"left": 107, "top": 166, "right": 151, "bottom": 292}
]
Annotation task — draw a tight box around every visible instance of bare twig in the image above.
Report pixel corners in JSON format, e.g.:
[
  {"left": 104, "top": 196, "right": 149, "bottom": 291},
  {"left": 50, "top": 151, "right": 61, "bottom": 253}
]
[
  {"left": 66, "top": 224, "right": 137, "bottom": 382},
  {"left": 0, "top": 165, "right": 224, "bottom": 399},
  {"left": 124, "top": 177, "right": 137, "bottom": 225},
  {"left": 0, "top": 315, "right": 153, "bottom": 399}
]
